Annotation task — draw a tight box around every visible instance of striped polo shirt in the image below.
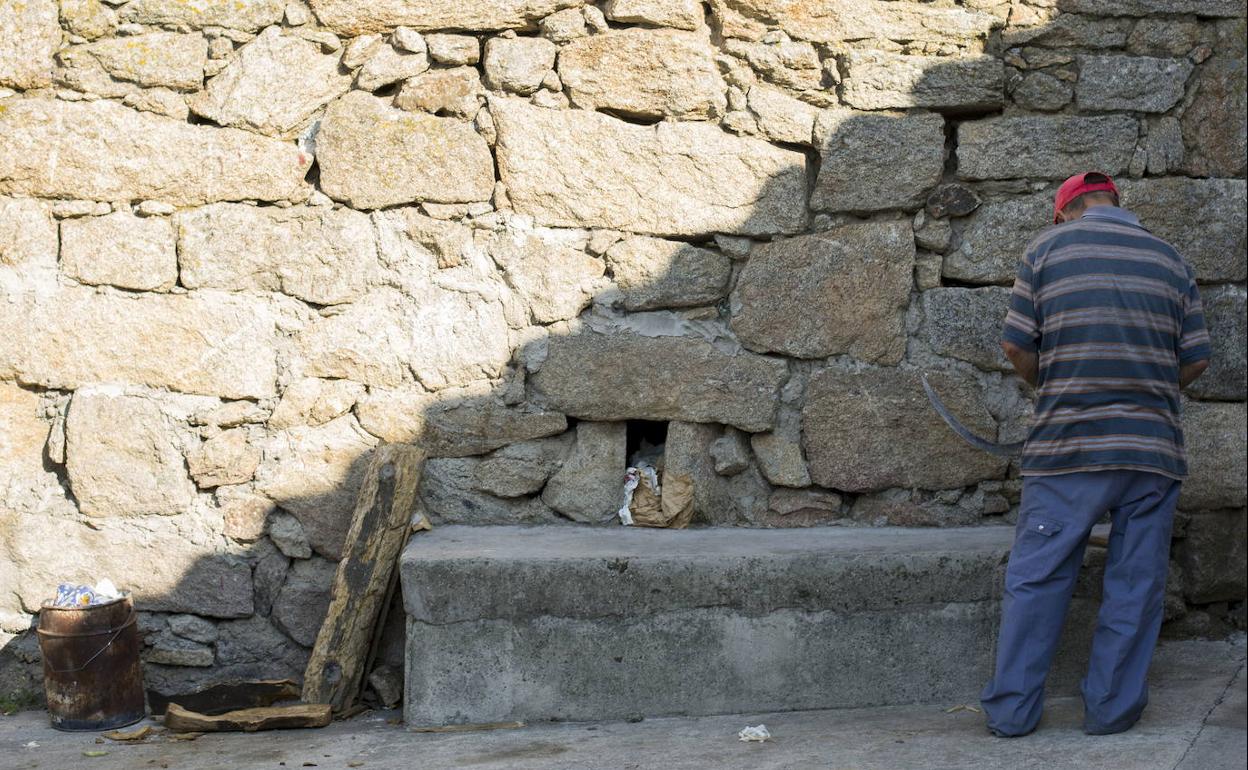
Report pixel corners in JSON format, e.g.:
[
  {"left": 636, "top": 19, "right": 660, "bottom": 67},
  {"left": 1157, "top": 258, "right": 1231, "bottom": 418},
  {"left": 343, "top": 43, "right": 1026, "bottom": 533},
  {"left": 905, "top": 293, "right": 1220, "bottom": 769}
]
[{"left": 1002, "top": 205, "right": 1212, "bottom": 480}]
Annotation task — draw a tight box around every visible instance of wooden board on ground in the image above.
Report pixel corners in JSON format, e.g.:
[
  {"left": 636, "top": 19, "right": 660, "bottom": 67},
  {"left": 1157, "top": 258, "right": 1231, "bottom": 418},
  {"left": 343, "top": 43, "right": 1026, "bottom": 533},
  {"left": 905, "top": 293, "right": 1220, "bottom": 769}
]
[
  {"left": 302, "top": 444, "right": 427, "bottom": 712},
  {"left": 164, "top": 703, "right": 332, "bottom": 733}
]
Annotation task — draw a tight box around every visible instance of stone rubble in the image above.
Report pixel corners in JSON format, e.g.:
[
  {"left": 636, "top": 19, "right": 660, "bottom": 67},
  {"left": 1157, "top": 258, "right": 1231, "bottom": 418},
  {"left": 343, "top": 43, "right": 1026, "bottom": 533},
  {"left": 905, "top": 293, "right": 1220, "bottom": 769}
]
[
  {"left": 59, "top": 0, "right": 117, "bottom": 42},
  {"left": 0, "top": 198, "right": 58, "bottom": 294},
  {"left": 943, "top": 194, "right": 1052, "bottom": 284},
  {"left": 604, "top": 237, "right": 731, "bottom": 311},
  {"left": 473, "top": 434, "right": 572, "bottom": 498},
  {"left": 957, "top": 115, "right": 1139, "bottom": 180},
  {"left": 841, "top": 51, "right": 1004, "bottom": 110},
  {"left": 0, "top": 288, "right": 282, "bottom": 399},
  {"left": 709, "top": 0, "right": 998, "bottom": 47},
  {"left": 254, "top": 415, "right": 378, "bottom": 559},
  {"left": 812, "top": 111, "right": 946, "bottom": 212},
  {"left": 530, "top": 331, "right": 788, "bottom": 432},
  {"left": 541, "top": 422, "right": 627, "bottom": 522},
  {"left": 0, "top": 98, "right": 312, "bottom": 205},
  {"left": 355, "top": 43, "right": 430, "bottom": 92},
  {"left": 60, "top": 211, "right": 178, "bottom": 292},
  {"left": 732, "top": 222, "right": 915, "bottom": 364},
  {"left": 0, "top": 0, "right": 60, "bottom": 89},
  {"left": 58, "top": 32, "right": 208, "bottom": 93},
  {"left": 751, "top": 423, "right": 812, "bottom": 489},
  {"left": 666, "top": 421, "right": 771, "bottom": 525},
  {"left": 603, "top": 0, "right": 703, "bottom": 31},
  {"left": 176, "top": 203, "right": 378, "bottom": 305},
  {"left": 482, "top": 36, "right": 557, "bottom": 95},
  {"left": 268, "top": 378, "right": 366, "bottom": 431},
  {"left": 710, "top": 430, "right": 752, "bottom": 476},
  {"left": 316, "top": 91, "right": 495, "bottom": 209},
  {"left": 187, "top": 429, "right": 262, "bottom": 489},
  {"left": 485, "top": 227, "right": 606, "bottom": 324},
  {"left": 65, "top": 390, "right": 199, "bottom": 517},
  {"left": 1076, "top": 54, "right": 1193, "bottom": 113},
  {"left": 309, "top": 0, "right": 586, "bottom": 35},
  {"left": 119, "top": 0, "right": 285, "bottom": 31},
  {"left": 189, "top": 26, "right": 351, "bottom": 138},
  {"left": 419, "top": 457, "right": 562, "bottom": 524},
  {"left": 746, "top": 85, "right": 818, "bottom": 144},
  {"left": 393, "top": 67, "right": 485, "bottom": 118},
  {"left": 919, "top": 287, "right": 1013, "bottom": 372},
  {"left": 493, "top": 98, "right": 809, "bottom": 236},
  {"left": 271, "top": 557, "right": 336, "bottom": 646},
  {"left": 559, "top": 28, "right": 726, "bottom": 119},
  {"left": 426, "top": 34, "right": 481, "bottom": 66},
  {"left": 803, "top": 368, "right": 1010, "bottom": 492}
]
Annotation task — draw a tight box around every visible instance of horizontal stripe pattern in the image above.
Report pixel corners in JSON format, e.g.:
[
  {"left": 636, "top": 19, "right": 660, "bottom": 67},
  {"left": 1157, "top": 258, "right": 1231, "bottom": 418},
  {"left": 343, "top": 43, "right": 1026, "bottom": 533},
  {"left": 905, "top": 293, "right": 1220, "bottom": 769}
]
[
  {"left": 1035, "top": 273, "right": 1184, "bottom": 305},
  {"left": 1043, "top": 307, "right": 1180, "bottom": 336},
  {"left": 1040, "top": 342, "right": 1182, "bottom": 367},
  {"left": 1004, "top": 208, "right": 1212, "bottom": 479},
  {"left": 1043, "top": 243, "right": 1191, "bottom": 281},
  {"left": 1036, "top": 404, "right": 1179, "bottom": 428}
]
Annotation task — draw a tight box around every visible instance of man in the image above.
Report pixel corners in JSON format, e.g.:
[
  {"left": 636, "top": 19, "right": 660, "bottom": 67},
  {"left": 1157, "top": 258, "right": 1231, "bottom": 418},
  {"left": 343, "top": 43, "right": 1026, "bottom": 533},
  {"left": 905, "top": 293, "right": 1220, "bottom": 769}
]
[{"left": 980, "top": 172, "right": 1211, "bottom": 737}]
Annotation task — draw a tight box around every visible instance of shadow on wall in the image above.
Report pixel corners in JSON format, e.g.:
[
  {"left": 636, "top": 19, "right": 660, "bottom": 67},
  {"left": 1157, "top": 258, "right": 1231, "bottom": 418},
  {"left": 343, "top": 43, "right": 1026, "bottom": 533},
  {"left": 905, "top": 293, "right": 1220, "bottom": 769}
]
[{"left": 2, "top": 3, "right": 1246, "bottom": 712}]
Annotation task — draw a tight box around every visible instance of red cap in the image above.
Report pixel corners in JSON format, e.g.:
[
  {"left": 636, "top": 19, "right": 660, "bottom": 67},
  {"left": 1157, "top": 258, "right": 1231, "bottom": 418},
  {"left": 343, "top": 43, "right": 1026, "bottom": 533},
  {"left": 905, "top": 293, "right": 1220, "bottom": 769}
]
[{"left": 1053, "top": 172, "right": 1119, "bottom": 223}]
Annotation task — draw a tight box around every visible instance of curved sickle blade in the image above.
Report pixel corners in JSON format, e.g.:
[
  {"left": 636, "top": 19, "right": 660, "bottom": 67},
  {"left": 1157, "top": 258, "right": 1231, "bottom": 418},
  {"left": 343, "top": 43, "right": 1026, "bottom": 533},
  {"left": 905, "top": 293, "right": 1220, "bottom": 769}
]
[{"left": 921, "top": 375, "right": 1024, "bottom": 458}]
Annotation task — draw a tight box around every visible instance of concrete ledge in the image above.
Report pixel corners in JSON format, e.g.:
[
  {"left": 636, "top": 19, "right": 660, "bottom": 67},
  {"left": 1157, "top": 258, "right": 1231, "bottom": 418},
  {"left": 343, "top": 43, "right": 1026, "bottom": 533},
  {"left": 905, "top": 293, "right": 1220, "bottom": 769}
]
[{"left": 402, "top": 525, "right": 1103, "bottom": 725}]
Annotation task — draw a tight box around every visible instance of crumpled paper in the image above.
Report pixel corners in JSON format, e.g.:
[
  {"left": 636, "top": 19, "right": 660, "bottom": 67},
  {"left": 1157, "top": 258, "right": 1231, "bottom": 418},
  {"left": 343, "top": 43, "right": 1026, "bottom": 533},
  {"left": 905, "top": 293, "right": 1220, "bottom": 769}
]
[
  {"left": 618, "top": 465, "right": 662, "bottom": 526},
  {"left": 738, "top": 724, "right": 771, "bottom": 742}
]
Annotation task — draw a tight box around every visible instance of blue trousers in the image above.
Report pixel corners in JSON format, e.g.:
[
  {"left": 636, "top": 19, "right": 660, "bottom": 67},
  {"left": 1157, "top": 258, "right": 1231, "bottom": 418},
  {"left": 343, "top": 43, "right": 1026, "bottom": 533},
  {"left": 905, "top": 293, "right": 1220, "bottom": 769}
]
[{"left": 981, "top": 470, "right": 1179, "bottom": 736}]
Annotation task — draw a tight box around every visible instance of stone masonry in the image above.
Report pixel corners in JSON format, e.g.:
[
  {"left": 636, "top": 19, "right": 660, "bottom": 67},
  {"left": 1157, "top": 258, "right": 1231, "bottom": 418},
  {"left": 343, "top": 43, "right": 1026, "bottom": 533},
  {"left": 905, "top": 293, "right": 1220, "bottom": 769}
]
[{"left": 0, "top": 0, "right": 1245, "bottom": 704}]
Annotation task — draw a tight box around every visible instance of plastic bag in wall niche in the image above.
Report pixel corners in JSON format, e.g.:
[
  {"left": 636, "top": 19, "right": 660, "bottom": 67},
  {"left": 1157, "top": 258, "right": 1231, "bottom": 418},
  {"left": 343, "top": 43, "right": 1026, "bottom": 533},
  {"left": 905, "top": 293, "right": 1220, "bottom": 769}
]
[
  {"left": 629, "top": 465, "right": 662, "bottom": 520},
  {"left": 618, "top": 465, "right": 694, "bottom": 530},
  {"left": 52, "top": 578, "right": 123, "bottom": 607}
]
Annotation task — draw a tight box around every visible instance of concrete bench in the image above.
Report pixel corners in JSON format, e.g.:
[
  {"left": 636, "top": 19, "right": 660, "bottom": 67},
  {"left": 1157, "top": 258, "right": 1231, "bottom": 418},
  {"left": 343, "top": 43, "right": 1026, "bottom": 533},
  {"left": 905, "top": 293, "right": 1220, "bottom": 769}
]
[{"left": 400, "top": 525, "right": 1103, "bottom": 725}]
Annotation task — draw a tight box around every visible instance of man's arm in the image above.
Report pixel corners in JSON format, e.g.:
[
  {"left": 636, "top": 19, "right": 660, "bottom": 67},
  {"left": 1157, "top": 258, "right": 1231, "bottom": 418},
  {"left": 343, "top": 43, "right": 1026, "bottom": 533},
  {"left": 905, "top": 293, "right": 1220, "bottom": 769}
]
[
  {"left": 1002, "top": 246, "right": 1041, "bottom": 387},
  {"left": 1001, "top": 341, "right": 1039, "bottom": 387},
  {"left": 1180, "top": 360, "right": 1209, "bottom": 388},
  {"left": 1176, "top": 270, "right": 1211, "bottom": 390}
]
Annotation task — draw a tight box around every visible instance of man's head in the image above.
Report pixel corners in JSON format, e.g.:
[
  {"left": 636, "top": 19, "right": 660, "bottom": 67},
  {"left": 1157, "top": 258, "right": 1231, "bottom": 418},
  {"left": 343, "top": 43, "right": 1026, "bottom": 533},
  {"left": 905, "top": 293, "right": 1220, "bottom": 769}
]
[{"left": 1053, "top": 172, "right": 1120, "bottom": 223}]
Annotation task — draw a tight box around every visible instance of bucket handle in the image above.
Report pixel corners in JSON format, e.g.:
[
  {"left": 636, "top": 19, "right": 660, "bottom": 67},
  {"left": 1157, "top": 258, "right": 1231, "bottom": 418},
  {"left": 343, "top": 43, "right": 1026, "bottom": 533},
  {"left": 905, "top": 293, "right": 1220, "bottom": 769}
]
[{"left": 37, "top": 610, "right": 137, "bottom": 674}]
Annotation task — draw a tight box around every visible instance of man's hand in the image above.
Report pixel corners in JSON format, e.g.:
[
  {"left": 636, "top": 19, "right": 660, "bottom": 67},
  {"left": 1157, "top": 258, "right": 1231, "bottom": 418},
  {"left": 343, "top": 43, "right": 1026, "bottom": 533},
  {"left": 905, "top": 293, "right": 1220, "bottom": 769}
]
[
  {"left": 1180, "top": 360, "right": 1209, "bottom": 388},
  {"left": 1001, "top": 341, "right": 1039, "bottom": 387}
]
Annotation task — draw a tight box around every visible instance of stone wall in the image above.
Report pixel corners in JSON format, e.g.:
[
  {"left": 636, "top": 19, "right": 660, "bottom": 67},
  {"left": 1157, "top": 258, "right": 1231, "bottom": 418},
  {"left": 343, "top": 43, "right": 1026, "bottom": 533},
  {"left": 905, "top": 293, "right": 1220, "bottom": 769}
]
[{"left": 1, "top": 0, "right": 1245, "bottom": 703}]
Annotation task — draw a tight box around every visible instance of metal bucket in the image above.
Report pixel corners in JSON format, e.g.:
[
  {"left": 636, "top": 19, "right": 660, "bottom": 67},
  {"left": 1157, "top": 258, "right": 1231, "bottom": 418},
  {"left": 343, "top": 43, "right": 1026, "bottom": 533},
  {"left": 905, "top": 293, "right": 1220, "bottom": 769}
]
[{"left": 36, "top": 595, "right": 146, "bottom": 731}]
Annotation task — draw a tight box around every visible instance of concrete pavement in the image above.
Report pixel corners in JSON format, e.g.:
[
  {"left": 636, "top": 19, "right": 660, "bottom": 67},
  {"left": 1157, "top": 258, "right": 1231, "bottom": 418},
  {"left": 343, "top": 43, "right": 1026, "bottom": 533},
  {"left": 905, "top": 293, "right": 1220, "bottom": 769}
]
[{"left": 1, "top": 636, "right": 1242, "bottom": 770}]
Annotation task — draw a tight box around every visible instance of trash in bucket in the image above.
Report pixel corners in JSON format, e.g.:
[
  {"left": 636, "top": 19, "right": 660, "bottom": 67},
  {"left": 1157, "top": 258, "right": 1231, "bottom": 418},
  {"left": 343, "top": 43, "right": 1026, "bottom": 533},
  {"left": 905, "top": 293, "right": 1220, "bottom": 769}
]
[
  {"left": 52, "top": 579, "right": 122, "bottom": 608},
  {"left": 37, "top": 592, "right": 146, "bottom": 732}
]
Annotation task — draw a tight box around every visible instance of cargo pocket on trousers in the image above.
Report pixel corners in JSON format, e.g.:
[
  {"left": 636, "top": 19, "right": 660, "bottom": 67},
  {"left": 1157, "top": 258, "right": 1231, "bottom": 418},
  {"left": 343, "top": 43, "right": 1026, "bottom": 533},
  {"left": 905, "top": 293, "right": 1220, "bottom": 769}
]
[{"left": 1027, "top": 517, "right": 1062, "bottom": 537}]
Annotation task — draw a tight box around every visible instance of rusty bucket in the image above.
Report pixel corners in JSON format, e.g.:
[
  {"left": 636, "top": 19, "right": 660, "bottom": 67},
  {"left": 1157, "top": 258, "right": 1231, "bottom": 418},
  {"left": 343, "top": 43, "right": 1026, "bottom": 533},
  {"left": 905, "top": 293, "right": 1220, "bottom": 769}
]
[{"left": 36, "top": 595, "right": 146, "bottom": 731}]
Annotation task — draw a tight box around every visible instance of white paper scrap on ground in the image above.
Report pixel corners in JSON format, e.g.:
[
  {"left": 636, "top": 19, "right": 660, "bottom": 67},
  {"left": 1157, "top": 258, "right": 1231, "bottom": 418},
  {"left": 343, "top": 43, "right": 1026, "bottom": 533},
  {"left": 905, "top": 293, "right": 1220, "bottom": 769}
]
[{"left": 738, "top": 724, "right": 771, "bottom": 742}]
